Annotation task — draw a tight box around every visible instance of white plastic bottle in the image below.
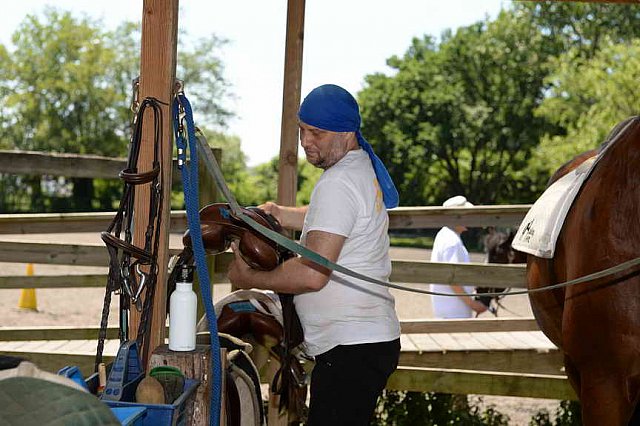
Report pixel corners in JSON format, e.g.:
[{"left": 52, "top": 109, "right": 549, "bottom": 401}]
[{"left": 169, "top": 265, "right": 197, "bottom": 351}]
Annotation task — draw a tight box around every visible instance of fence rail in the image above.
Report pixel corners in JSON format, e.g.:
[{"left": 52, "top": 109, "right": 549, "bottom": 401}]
[{"left": 0, "top": 149, "right": 571, "bottom": 400}]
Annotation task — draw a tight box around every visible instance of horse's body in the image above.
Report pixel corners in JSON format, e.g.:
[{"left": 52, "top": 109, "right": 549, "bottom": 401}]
[{"left": 526, "top": 116, "right": 640, "bottom": 425}]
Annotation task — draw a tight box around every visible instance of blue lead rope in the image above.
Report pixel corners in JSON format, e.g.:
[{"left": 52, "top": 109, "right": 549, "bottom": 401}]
[{"left": 173, "top": 93, "right": 221, "bottom": 426}]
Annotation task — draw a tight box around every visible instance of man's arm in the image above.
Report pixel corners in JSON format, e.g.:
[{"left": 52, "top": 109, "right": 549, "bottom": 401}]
[
  {"left": 450, "top": 285, "right": 488, "bottom": 314},
  {"left": 228, "top": 229, "right": 345, "bottom": 294},
  {"left": 258, "top": 202, "right": 308, "bottom": 231}
]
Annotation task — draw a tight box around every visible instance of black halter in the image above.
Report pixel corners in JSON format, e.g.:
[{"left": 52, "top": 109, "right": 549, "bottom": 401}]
[{"left": 96, "top": 97, "right": 164, "bottom": 370}]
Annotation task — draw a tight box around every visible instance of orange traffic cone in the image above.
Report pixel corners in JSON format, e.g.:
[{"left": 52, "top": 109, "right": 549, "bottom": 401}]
[{"left": 18, "top": 263, "right": 38, "bottom": 311}]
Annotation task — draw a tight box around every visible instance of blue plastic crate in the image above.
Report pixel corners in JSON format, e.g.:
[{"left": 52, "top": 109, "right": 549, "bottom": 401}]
[
  {"left": 110, "top": 407, "right": 147, "bottom": 426},
  {"left": 104, "top": 378, "right": 200, "bottom": 426}
]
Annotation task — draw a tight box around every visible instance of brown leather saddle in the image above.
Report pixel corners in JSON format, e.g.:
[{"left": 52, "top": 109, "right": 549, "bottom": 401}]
[
  {"left": 183, "top": 203, "right": 295, "bottom": 270},
  {"left": 175, "top": 203, "right": 307, "bottom": 421}
]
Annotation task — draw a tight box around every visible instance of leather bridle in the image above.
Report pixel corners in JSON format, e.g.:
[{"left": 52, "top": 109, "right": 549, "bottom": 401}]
[{"left": 95, "top": 97, "right": 165, "bottom": 370}]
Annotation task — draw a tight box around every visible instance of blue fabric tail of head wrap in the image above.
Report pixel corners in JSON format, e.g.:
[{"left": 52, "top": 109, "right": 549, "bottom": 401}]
[
  {"left": 356, "top": 131, "right": 399, "bottom": 209},
  {"left": 298, "top": 84, "right": 400, "bottom": 209}
]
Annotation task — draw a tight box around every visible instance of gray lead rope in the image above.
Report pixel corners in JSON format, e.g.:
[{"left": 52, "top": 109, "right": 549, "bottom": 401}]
[{"left": 195, "top": 133, "right": 640, "bottom": 298}]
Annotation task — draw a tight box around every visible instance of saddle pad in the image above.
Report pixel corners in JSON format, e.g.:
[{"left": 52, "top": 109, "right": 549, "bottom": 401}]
[
  {"left": 512, "top": 117, "right": 637, "bottom": 258},
  {"left": 512, "top": 157, "right": 595, "bottom": 258}
]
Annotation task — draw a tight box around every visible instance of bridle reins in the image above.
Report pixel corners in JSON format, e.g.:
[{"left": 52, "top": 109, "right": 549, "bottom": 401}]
[{"left": 96, "top": 96, "right": 165, "bottom": 370}]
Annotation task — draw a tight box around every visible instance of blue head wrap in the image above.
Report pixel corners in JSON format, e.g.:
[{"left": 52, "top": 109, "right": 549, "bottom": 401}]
[{"left": 298, "top": 84, "right": 399, "bottom": 209}]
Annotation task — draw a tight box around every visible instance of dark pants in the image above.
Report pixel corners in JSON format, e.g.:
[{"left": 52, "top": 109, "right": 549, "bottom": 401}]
[{"left": 307, "top": 338, "right": 401, "bottom": 426}]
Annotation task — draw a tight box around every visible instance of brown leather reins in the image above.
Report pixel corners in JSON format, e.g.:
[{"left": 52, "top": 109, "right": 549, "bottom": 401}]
[{"left": 95, "top": 97, "right": 165, "bottom": 370}]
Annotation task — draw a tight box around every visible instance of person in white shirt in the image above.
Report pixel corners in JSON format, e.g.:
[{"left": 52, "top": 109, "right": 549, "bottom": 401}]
[
  {"left": 430, "top": 195, "right": 488, "bottom": 318},
  {"left": 227, "top": 84, "right": 401, "bottom": 425}
]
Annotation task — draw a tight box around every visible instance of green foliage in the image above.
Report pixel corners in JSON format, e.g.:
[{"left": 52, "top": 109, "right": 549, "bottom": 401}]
[
  {"left": 244, "top": 156, "right": 322, "bottom": 207},
  {"left": 4, "top": 3, "right": 640, "bottom": 212},
  {"left": 1, "top": 8, "right": 125, "bottom": 155},
  {"left": 359, "top": 9, "right": 558, "bottom": 206},
  {"left": 200, "top": 129, "right": 260, "bottom": 206},
  {"left": 359, "top": 3, "right": 640, "bottom": 205},
  {"left": 528, "top": 39, "right": 640, "bottom": 179},
  {"left": 389, "top": 236, "right": 434, "bottom": 249},
  {"left": 0, "top": 8, "right": 231, "bottom": 213},
  {"left": 373, "top": 391, "right": 509, "bottom": 426},
  {"left": 530, "top": 400, "right": 582, "bottom": 426},
  {"left": 517, "top": 2, "right": 640, "bottom": 60}
]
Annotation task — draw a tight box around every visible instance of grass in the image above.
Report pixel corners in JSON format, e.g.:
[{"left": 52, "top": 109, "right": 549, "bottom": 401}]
[{"left": 389, "top": 236, "right": 434, "bottom": 249}]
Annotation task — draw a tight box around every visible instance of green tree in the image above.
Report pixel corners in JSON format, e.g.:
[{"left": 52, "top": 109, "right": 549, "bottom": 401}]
[
  {"left": 200, "top": 129, "right": 262, "bottom": 206},
  {"left": 0, "top": 8, "right": 232, "bottom": 212},
  {"left": 250, "top": 156, "right": 322, "bottom": 207},
  {"left": 518, "top": 2, "right": 640, "bottom": 60},
  {"left": 528, "top": 39, "right": 640, "bottom": 178},
  {"left": 359, "top": 10, "right": 557, "bottom": 205},
  {"left": 513, "top": 2, "right": 640, "bottom": 193}
]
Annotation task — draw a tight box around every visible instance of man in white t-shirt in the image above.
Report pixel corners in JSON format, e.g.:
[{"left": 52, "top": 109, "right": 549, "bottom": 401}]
[
  {"left": 227, "top": 84, "right": 401, "bottom": 425},
  {"left": 430, "top": 195, "right": 488, "bottom": 318}
]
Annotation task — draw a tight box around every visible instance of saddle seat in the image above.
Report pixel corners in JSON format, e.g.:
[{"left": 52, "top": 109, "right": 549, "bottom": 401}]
[{"left": 183, "top": 203, "right": 294, "bottom": 270}]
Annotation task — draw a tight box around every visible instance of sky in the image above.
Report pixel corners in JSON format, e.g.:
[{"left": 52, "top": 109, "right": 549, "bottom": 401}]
[{"left": 0, "top": 0, "right": 508, "bottom": 166}]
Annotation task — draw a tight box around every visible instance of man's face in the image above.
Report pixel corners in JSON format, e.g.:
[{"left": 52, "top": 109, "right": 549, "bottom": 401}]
[{"left": 299, "top": 122, "right": 352, "bottom": 169}]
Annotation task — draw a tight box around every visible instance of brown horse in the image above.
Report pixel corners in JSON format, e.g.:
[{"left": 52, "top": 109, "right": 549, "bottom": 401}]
[
  {"left": 525, "top": 116, "right": 640, "bottom": 425},
  {"left": 477, "top": 228, "right": 527, "bottom": 311}
]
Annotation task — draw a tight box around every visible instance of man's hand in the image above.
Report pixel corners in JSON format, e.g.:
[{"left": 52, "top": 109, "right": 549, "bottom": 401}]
[
  {"left": 227, "top": 241, "right": 254, "bottom": 289},
  {"left": 258, "top": 201, "right": 282, "bottom": 223},
  {"left": 451, "top": 285, "right": 489, "bottom": 315},
  {"left": 256, "top": 202, "right": 307, "bottom": 231},
  {"left": 469, "top": 299, "right": 489, "bottom": 315}
]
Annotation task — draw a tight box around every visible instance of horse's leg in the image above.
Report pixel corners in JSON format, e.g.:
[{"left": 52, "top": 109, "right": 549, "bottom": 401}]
[
  {"left": 577, "top": 373, "right": 639, "bottom": 426},
  {"left": 563, "top": 354, "right": 581, "bottom": 398}
]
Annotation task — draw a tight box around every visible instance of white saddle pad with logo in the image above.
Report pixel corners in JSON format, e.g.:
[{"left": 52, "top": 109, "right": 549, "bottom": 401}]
[
  {"left": 512, "top": 157, "right": 595, "bottom": 258},
  {"left": 512, "top": 117, "right": 637, "bottom": 258}
]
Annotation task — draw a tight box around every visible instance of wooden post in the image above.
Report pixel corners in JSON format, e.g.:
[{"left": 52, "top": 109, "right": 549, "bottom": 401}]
[
  {"left": 195, "top": 147, "right": 221, "bottom": 319},
  {"left": 129, "top": 0, "right": 179, "bottom": 365},
  {"left": 276, "top": 0, "right": 306, "bottom": 210},
  {"left": 271, "top": 2, "right": 306, "bottom": 424},
  {"left": 149, "top": 345, "right": 227, "bottom": 425}
]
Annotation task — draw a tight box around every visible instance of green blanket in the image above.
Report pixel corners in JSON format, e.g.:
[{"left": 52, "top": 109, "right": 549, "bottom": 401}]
[{"left": 0, "top": 377, "right": 119, "bottom": 426}]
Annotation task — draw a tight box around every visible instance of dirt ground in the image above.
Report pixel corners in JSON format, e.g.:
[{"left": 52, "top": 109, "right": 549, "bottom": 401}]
[{"left": 0, "top": 235, "right": 560, "bottom": 425}]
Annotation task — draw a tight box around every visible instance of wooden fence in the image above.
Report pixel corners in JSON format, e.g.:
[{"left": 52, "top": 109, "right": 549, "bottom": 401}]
[{"left": 0, "top": 150, "right": 575, "bottom": 400}]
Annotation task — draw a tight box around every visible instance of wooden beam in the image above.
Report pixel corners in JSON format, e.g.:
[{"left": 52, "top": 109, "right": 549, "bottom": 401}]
[
  {"left": 399, "top": 350, "right": 564, "bottom": 376},
  {"left": 195, "top": 147, "right": 221, "bottom": 318},
  {"left": 0, "top": 240, "right": 180, "bottom": 266},
  {"left": 0, "top": 242, "right": 527, "bottom": 287},
  {"left": 0, "top": 150, "right": 185, "bottom": 183},
  {"left": 0, "top": 350, "right": 574, "bottom": 400},
  {"left": 0, "top": 205, "right": 530, "bottom": 234},
  {"left": 400, "top": 318, "right": 539, "bottom": 334},
  {"left": 0, "top": 326, "right": 119, "bottom": 341},
  {"left": 276, "top": 0, "right": 306, "bottom": 209},
  {"left": 389, "top": 205, "right": 531, "bottom": 229},
  {"left": 0, "top": 150, "right": 124, "bottom": 178},
  {"left": 0, "top": 274, "right": 105, "bottom": 289},
  {"left": 390, "top": 260, "right": 526, "bottom": 287},
  {"left": 0, "top": 211, "right": 187, "bottom": 234},
  {"left": 386, "top": 367, "right": 577, "bottom": 400},
  {"left": 0, "top": 326, "right": 171, "bottom": 342},
  {"left": 130, "top": 0, "right": 179, "bottom": 362}
]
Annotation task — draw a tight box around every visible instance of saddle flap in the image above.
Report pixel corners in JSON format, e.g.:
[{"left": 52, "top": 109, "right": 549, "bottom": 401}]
[{"left": 183, "top": 203, "right": 293, "bottom": 271}]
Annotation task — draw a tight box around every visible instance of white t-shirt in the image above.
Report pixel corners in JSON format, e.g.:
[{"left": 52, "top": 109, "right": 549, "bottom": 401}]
[
  {"left": 430, "top": 226, "right": 475, "bottom": 318},
  {"left": 294, "top": 149, "right": 401, "bottom": 356}
]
